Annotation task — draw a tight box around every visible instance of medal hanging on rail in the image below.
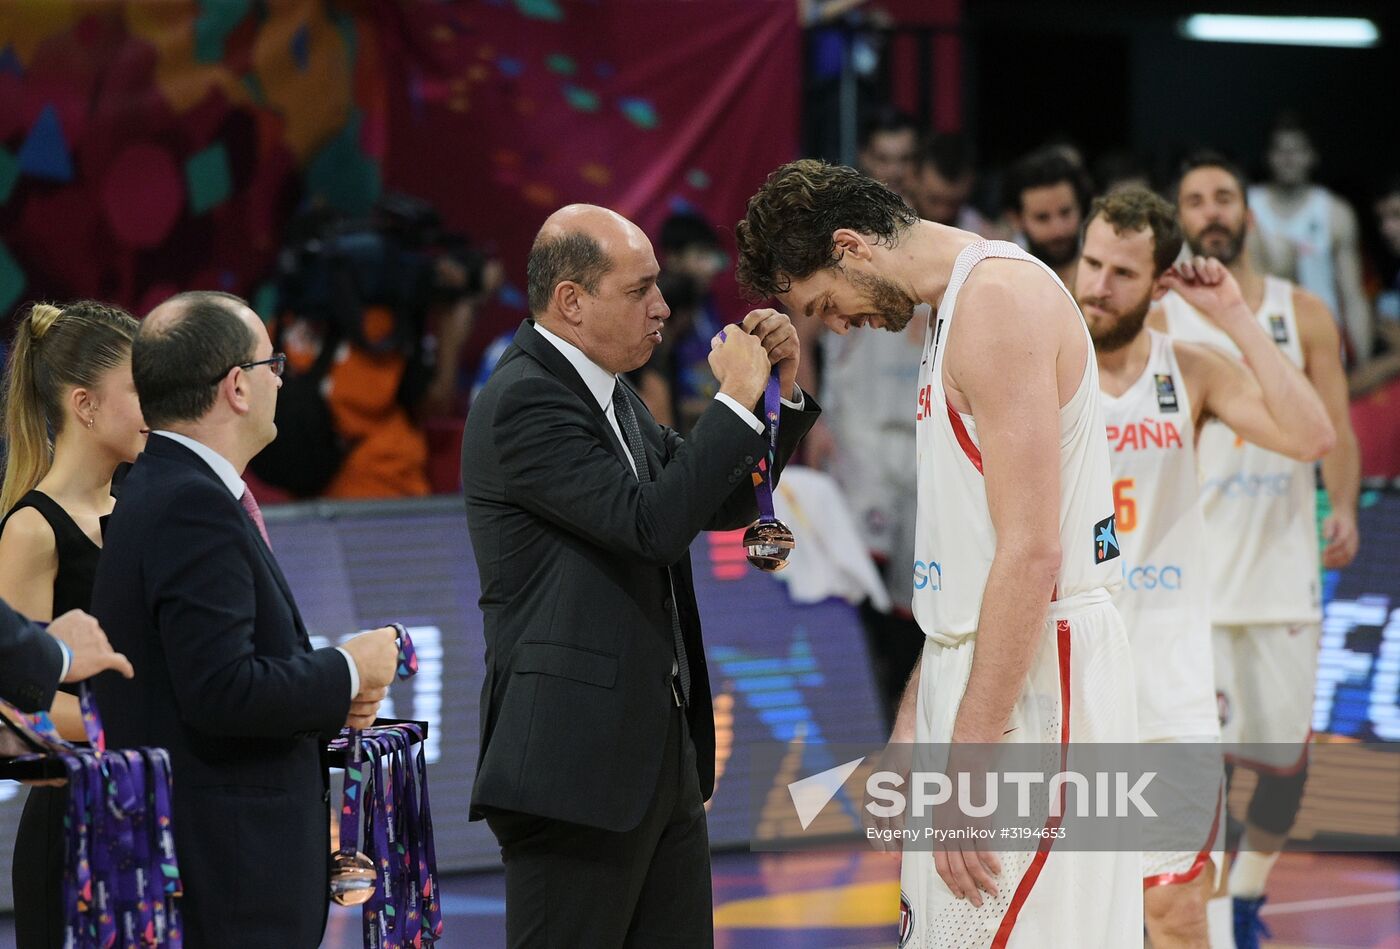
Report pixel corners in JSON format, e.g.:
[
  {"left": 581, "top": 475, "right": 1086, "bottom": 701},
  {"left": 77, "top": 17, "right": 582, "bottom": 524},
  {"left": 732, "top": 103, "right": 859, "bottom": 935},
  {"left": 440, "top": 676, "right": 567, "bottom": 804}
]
[
  {"left": 330, "top": 624, "right": 443, "bottom": 948},
  {"left": 0, "top": 675, "right": 184, "bottom": 948}
]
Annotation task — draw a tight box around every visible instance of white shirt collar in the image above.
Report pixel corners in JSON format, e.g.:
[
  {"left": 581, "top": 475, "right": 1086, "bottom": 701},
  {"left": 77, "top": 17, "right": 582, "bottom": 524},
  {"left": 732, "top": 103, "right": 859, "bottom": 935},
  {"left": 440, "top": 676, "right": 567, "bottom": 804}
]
[
  {"left": 533, "top": 321, "right": 617, "bottom": 411},
  {"left": 153, "top": 431, "right": 246, "bottom": 500}
]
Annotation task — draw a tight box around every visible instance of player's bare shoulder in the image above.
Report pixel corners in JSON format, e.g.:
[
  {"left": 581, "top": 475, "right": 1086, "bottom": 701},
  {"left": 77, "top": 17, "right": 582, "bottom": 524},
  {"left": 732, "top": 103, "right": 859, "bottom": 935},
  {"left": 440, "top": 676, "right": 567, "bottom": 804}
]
[
  {"left": 956, "top": 257, "right": 1077, "bottom": 332},
  {"left": 944, "top": 256, "right": 1080, "bottom": 404},
  {"left": 1289, "top": 284, "right": 1335, "bottom": 331}
]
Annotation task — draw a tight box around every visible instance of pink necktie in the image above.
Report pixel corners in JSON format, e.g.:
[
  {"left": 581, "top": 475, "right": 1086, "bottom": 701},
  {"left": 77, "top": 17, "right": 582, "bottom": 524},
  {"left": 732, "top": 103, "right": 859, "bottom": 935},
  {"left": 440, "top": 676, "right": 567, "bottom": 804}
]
[{"left": 239, "top": 488, "right": 271, "bottom": 548}]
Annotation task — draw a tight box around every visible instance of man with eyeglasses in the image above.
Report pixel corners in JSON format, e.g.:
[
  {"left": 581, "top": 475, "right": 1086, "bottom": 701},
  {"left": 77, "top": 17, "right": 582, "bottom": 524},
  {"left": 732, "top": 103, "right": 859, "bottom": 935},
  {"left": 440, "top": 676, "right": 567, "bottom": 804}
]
[{"left": 89, "top": 290, "right": 404, "bottom": 948}]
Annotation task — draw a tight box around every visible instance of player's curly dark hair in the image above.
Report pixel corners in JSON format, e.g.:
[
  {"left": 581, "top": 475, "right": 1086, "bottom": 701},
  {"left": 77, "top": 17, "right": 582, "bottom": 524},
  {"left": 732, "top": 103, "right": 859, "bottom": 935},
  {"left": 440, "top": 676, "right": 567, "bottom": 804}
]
[{"left": 735, "top": 159, "right": 918, "bottom": 300}]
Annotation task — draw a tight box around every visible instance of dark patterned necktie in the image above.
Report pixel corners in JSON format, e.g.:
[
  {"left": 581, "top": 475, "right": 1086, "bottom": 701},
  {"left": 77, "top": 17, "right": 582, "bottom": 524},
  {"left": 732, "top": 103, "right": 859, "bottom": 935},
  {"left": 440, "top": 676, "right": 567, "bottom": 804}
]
[{"left": 611, "top": 382, "right": 691, "bottom": 705}]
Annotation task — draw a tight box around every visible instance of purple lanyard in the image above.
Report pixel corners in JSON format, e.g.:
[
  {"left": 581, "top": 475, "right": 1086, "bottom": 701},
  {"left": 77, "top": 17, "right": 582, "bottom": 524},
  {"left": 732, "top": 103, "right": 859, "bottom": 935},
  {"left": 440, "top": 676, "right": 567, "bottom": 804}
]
[
  {"left": 740, "top": 372, "right": 796, "bottom": 572},
  {"left": 334, "top": 625, "right": 441, "bottom": 945},
  {"left": 7, "top": 625, "right": 183, "bottom": 948},
  {"left": 754, "top": 373, "right": 781, "bottom": 523}
]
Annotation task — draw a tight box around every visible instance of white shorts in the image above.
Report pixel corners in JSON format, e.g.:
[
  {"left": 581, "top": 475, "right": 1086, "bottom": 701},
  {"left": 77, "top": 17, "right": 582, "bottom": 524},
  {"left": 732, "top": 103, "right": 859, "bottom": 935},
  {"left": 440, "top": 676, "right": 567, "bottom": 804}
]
[
  {"left": 1214, "top": 622, "right": 1320, "bottom": 774},
  {"left": 899, "top": 594, "right": 1141, "bottom": 949},
  {"left": 1141, "top": 735, "right": 1225, "bottom": 892}
]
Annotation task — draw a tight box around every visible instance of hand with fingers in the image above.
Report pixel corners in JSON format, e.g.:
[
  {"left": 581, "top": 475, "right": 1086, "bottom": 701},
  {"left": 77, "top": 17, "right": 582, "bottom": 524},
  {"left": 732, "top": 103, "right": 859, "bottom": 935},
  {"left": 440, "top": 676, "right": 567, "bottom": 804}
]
[
  {"left": 1158, "top": 256, "right": 1248, "bottom": 325},
  {"left": 708, "top": 323, "right": 771, "bottom": 408},
  {"left": 864, "top": 740, "right": 913, "bottom": 853},
  {"left": 341, "top": 626, "right": 399, "bottom": 691},
  {"left": 741, "top": 308, "right": 802, "bottom": 401},
  {"left": 933, "top": 741, "right": 1003, "bottom": 907},
  {"left": 1321, "top": 509, "right": 1359, "bottom": 569},
  {"left": 49, "top": 609, "right": 134, "bottom": 683},
  {"left": 346, "top": 685, "right": 389, "bottom": 731}
]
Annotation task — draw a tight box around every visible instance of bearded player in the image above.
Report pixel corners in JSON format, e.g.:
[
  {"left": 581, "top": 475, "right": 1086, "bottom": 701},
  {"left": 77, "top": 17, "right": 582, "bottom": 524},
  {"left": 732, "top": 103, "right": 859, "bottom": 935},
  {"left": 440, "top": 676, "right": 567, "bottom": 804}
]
[
  {"left": 737, "top": 159, "right": 1139, "bottom": 948},
  {"left": 1153, "top": 152, "right": 1361, "bottom": 949},
  {"left": 1076, "top": 187, "right": 1333, "bottom": 949}
]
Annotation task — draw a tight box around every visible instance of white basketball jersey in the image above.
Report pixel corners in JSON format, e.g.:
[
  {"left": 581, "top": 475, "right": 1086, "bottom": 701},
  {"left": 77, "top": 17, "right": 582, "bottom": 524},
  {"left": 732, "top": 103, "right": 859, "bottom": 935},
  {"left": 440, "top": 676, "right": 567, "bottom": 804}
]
[
  {"left": 1101, "top": 331, "right": 1218, "bottom": 739},
  {"left": 912, "top": 241, "right": 1121, "bottom": 645},
  {"left": 1248, "top": 184, "right": 1339, "bottom": 319},
  {"left": 1162, "top": 276, "right": 1321, "bottom": 624}
]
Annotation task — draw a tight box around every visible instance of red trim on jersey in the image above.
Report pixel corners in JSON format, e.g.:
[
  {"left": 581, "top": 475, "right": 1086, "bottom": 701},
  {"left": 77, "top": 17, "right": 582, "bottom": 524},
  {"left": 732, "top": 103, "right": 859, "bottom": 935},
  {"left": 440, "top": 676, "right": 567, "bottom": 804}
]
[
  {"left": 1143, "top": 782, "right": 1224, "bottom": 889},
  {"left": 1222, "top": 728, "right": 1314, "bottom": 777},
  {"left": 991, "top": 620, "right": 1071, "bottom": 949},
  {"left": 945, "top": 401, "right": 984, "bottom": 474}
]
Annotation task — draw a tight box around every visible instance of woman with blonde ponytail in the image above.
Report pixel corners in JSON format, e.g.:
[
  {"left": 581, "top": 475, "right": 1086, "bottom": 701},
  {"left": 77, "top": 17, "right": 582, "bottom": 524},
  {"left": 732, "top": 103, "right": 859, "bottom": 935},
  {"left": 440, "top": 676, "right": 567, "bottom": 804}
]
[{"left": 0, "top": 300, "right": 143, "bottom": 949}]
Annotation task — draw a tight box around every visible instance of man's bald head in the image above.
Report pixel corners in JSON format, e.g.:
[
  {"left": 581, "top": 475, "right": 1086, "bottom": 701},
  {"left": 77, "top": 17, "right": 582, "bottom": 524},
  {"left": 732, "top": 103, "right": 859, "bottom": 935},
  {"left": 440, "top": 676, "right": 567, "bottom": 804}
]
[
  {"left": 133, "top": 291, "right": 259, "bottom": 429},
  {"left": 526, "top": 204, "right": 650, "bottom": 315}
]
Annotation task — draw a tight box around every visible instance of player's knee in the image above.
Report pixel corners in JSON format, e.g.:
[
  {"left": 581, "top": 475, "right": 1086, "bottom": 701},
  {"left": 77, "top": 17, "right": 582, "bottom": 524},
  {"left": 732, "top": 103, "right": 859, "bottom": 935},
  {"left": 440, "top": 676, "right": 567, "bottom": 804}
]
[
  {"left": 1145, "top": 880, "right": 1209, "bottom": 944},
  {"left": 1247, "top": 764, "right": 1309, "bottom": 835}
]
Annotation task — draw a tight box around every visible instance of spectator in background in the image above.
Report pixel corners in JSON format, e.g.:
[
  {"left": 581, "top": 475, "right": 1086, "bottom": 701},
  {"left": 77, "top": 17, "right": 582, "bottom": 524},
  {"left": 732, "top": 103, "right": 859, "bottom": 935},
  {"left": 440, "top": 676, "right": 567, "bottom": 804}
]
[
  {"left": 1249, "top": 114, "right": 1373, "bottom": 363},
  {"left": 1349, "top": 176, "right": 1400, "bottom": 395},
  {"left": 254, "top": 195, "right": 499, "bottom": 499},
  {"left": 1373, "top": 176, "right": 1400, "bottom": 326},
  {"left": 912, "top": 132, "right": 1005, "bottom": 238},
  {"left": 1004, "top": 145, "right": 1093, "bottom": 288},
  {"left": 857, "top": 106, "right": 920, "bottom": 203},
  {"left": 629, "top": 213, "right": 730, "bottom": 433}
]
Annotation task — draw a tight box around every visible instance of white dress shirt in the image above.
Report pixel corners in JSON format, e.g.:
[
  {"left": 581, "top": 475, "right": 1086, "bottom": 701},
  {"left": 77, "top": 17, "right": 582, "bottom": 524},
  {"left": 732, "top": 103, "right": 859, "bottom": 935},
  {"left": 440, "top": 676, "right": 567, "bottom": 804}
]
[
  {"left": 153, "top": 431, "right": 360, "bottom": 698},
  {"left": 533, "top": 323, "right": 803, "bottom": 477}
]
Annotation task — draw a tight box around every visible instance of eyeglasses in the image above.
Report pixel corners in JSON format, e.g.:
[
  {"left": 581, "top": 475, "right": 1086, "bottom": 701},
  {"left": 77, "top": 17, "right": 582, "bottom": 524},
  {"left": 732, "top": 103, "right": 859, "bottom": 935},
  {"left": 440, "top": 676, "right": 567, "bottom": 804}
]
[{"left": 208, "top": 353, "right": 287, "bottom": 386}]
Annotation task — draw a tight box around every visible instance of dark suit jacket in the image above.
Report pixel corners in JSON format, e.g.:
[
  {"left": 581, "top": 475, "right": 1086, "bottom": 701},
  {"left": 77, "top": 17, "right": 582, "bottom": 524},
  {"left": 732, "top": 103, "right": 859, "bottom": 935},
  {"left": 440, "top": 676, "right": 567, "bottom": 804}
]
[
  {"left": 91, "top": 435, "right": 353, "bottom": 949},
  {"left": 464, "top": 320, "right": 819, "bottom": 832},
  {"left": 0, "top": 599, "right": 61, "bottom": 713}
]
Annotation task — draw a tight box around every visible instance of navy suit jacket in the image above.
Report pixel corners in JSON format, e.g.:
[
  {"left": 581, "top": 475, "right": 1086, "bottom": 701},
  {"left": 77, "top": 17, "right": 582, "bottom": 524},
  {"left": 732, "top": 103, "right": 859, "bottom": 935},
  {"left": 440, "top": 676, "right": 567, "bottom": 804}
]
[
  {"left": 0, "top": 599, "right": 62, "bottom": 712},
  {"left": 92, "top": 434, "right": 353, "bottom": 949}
]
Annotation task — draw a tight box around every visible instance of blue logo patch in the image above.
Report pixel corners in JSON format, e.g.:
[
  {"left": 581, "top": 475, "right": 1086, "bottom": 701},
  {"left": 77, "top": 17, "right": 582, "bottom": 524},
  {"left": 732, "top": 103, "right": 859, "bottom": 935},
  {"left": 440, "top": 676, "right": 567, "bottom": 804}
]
[{"left": 1094, "top": 515, "right": 1120, "bottom": 564}]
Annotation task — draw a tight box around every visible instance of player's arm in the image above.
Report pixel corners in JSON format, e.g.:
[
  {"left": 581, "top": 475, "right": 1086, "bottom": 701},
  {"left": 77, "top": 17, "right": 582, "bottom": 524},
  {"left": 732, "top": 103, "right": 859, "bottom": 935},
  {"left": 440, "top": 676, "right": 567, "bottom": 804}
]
[
  {"left": 1297, "top": 287, "right": 1362, "bottom": 569},
  {"left": 945, "top": 269, "right": 1063, "bottom": 745},
  {"left": 1331, "top": 196, "right": 1374, "bottom": 361},
  {"left": 1163, "top": 258, "right": 1334, "bottom": 461},
  {"left": 0, "top": 511, "right": 87, "bottom": 741}
]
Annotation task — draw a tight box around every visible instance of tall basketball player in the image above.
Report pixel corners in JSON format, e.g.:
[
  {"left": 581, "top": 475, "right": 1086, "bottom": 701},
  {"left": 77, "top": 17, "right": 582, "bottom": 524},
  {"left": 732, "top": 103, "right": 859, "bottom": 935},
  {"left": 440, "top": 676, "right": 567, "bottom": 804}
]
[
  {"left": 1076, "top": 188, "right": 1334, "bottom": 949},
  {"left": 1154, "top": 152, "right": 1362, "bottom": 949},
  {"left": 737, "top": 159, "right": 1139, "bottom": 948}
]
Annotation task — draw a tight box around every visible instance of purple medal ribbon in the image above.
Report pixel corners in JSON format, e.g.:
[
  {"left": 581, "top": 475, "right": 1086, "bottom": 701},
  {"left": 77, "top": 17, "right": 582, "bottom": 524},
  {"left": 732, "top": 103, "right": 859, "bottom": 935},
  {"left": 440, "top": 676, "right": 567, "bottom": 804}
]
[
  {"left": 741, "top": 369, "right": 796, "bottom": 571},
  {"left": 3, "top": 626, "right": 183, "bottom": 947},
  {"left": 333, "top": 624, "right": 441, "bottom": 946},
  {"left": 754, "top": 373, "right": 781, "bottom": 523},
  {"left": 714, "top": 327, "right": 795, "bottom": 571}
]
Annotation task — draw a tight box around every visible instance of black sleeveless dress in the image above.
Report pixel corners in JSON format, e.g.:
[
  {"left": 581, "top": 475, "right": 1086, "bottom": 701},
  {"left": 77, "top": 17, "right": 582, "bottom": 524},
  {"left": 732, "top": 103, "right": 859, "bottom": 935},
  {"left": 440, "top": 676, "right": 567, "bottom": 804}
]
[{"left": 1, "top": 490, "right": 101, "bottom": 949}]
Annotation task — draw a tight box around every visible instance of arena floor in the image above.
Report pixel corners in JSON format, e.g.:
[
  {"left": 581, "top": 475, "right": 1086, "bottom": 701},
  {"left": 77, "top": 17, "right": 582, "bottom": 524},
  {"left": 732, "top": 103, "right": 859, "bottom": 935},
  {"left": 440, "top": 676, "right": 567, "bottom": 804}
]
[
  {"left": 1, "top": 849, "right": 1393, "bottom": 947},
  {"left": 318, "top": 849, "right": 1393, "bottom": 948}
]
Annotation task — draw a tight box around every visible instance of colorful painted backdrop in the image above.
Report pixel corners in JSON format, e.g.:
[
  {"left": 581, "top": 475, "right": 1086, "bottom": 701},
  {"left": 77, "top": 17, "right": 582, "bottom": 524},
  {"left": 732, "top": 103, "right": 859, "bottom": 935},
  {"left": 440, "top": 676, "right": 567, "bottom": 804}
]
[{"left": 0, "top": 0, "right": 800, "bottom": 348}]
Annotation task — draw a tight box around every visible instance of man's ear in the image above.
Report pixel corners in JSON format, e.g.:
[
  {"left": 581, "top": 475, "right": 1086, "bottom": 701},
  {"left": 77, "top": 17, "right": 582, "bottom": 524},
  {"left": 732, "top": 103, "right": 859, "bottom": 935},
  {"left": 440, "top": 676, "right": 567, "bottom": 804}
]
[
  {"left": 552, "top": 281, "right": 585, "bottom": 327},
  {"left": 832, "top": 229, "right": 873, "bottom": 262}
]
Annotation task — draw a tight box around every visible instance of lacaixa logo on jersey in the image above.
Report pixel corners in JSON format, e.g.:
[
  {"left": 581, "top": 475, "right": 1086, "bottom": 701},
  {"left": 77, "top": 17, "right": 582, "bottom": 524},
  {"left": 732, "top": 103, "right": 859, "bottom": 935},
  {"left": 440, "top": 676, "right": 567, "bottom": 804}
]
[
  {"left": 913, "top": 559, "right": 942, "bottom": 591},
  {"left": 1094, "top": 514, "right": 1121, "bottom": 564}
]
